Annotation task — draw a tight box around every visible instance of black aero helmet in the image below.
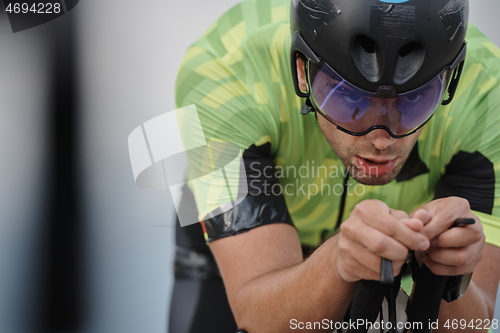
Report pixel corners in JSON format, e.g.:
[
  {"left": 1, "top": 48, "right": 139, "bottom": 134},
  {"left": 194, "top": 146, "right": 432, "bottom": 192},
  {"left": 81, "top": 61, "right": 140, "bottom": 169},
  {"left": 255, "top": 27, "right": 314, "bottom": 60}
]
[{"left": 290, "top": 0, "right": 468, "bottom": 138}]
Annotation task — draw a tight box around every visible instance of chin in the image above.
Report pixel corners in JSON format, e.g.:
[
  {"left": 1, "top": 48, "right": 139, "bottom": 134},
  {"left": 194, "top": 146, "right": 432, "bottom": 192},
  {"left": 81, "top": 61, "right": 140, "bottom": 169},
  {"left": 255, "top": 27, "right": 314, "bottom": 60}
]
[
  {"left": 349, "top": 166, "right": 402, "bottom": 186},
  {"left": 352, "top": 175, "right": 395, "bottom": 186}
]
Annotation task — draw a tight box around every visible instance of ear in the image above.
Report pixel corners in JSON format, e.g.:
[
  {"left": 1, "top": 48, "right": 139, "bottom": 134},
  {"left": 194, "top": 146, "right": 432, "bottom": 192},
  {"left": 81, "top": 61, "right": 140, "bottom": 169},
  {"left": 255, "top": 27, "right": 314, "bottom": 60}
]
[{"left": 296, "top": 54, "right": 308, "bottom": 93}]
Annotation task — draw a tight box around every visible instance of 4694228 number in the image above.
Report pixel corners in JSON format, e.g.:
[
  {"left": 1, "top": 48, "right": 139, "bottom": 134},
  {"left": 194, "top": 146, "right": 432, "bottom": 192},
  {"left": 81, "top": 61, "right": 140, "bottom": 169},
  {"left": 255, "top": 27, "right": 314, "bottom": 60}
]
[
  {"left": 5, "top": 2, "right": 62, "bottom": 14},
  {"left": 443, "top": 318, "right": 499, "bottom": 330}
]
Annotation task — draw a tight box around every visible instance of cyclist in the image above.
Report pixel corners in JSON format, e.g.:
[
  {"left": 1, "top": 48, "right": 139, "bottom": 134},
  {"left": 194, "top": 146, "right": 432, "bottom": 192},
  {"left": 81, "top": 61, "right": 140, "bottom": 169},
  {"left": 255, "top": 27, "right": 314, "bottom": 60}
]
[{"left": 169, "top": 0, "right": 500, "bottom": 332}]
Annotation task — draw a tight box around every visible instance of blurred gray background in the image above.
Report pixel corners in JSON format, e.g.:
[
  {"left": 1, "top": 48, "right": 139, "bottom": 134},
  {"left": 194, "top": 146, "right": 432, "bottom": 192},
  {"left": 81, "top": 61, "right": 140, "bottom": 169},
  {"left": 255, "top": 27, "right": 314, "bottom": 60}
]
[{"left": 0, "top": 0, "right": 498, "bottom": 332}]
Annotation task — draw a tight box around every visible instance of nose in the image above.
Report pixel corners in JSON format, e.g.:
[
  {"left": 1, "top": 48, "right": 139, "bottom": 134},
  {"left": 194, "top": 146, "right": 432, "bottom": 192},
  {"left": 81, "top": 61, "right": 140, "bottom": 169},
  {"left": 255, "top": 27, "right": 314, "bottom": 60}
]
[
  {"left": 367, "top": 99, "right": 402, "bottom": 136},
  {"left": 365, "top": 127, "right": 395, "bottom": 151}
]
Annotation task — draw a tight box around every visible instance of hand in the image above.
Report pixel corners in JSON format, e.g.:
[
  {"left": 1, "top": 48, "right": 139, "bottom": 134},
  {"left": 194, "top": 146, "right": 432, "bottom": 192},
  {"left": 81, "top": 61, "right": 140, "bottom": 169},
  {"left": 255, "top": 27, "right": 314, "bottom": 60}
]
[
  {"left": 411, "top": 197, "right": 485, "bottom": 276},
  {"left": 336, "top": 199, "right": 430, "bottom": 282}
]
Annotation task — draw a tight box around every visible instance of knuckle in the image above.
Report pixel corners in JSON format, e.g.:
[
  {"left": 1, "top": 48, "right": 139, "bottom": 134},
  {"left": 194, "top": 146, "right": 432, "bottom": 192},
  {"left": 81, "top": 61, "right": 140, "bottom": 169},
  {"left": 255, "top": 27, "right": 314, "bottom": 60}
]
[
  {"left": 354, "top": 199, "right": 385, "bottom": 214},
  {"left": 391, "top": 208, "right": 408, "bottom": 217},
  {"left": 370, "top": 238, "right": 389, "bottom": 254},
  {"left": 353, "top": 201, "right": 366, "bottom": 211},
  {"left": 471, "top": 227, "right": 485, "bottom": 243},
  {"left": 434, "top": 234, "right": 447, "bottom": 248},
  {"left": 379, "top": 219, "right": 395, "bottom": 236},
  {"left": 337, "top": 238, "right": 350, "bottom": 255},
  {"left": 451, "top": 196, "right": 470, "bottom": 210},
  {"left": 352, "top": 201, "right": 369, "bottom": 216},
  {"left": 340, "top": 221, "right": 354, "bottom": 235},
  {"left": 459, "top": 197, "right": 471, "bottom": 210},
  {"left": 453, "top": 250, "right": 469, "bottom": 266}
]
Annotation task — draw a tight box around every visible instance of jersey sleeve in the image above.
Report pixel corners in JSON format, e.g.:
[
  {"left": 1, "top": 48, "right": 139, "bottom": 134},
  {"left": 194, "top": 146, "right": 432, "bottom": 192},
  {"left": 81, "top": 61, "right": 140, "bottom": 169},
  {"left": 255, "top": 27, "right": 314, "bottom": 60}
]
[
  {"left": 175, "top": 0, "right": 295, "bottom": 226},
  {"left": 201, "top": 143, "right": 294, "bottom": 242}
]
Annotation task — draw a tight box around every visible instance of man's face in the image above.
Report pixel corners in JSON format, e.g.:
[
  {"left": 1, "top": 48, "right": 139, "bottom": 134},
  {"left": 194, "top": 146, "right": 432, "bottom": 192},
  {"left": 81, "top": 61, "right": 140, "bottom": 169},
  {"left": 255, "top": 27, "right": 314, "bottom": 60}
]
[
  {"left": 317, "top": 114, "right": 422, "bottom": 185},
  {"left": 295, "top": 56, "right": 422, "bottom": 185}
]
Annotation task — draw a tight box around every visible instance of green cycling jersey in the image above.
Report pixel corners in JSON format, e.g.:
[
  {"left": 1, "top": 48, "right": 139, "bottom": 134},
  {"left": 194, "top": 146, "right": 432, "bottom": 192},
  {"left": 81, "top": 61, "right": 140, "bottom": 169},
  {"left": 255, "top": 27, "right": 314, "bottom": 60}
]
[{"left": 175, "top": 0, "right": 500, "bottom": 248}]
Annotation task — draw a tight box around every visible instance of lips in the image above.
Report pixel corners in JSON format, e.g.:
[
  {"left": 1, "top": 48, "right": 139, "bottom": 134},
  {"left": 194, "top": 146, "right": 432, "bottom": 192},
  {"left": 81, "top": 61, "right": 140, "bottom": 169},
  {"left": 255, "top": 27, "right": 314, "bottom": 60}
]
[{"left": 356, "top": 156, "right": 397, "bottom": 177}]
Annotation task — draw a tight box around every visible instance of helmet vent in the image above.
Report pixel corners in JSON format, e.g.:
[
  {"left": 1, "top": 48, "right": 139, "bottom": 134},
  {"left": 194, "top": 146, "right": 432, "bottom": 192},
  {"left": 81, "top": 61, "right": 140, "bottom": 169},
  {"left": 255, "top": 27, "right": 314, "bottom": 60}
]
[
  {"left": 351, "top": 35, "right": 382, "bottom": 83},
  {"left": 394, "top": 42, "right": 424, "bottom": 84}
]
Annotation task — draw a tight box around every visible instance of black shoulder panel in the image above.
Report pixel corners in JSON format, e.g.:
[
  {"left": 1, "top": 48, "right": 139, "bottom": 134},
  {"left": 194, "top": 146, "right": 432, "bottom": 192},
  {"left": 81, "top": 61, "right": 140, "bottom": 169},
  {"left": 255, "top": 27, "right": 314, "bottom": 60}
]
[
  {"left": 201, "top": 142, "right": 294, "bottom": 242},
  {"left": 243, "top": 142, "right": 281, "bottom": 195},
  {"left": 434, "top": 151, "right": 495, "bottom": 214},
  {"left": 396, "top": 141, "right": 430, "bottom": 182},
  {"left": 203, "top": 194, "right": 294, "bottom": 242}
]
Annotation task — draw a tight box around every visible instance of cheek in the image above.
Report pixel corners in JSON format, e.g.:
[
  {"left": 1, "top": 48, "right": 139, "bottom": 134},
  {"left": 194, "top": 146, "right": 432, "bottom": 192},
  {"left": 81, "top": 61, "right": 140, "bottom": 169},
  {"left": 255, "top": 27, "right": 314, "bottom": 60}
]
[
  {"left": 317, "top": 113, "right": 329, "bottom": 135},
  {"left": 400, "top": 130, "right": 422, "bottom": 151},
  {"left": 317, "top": 116, "right": 358, "bottom": 155},
  {"left": 392, "top": 136, "right": 420, "bottom": 162},
  {"left": 317, "top": 114, "right": 339, "bottom": 146}
]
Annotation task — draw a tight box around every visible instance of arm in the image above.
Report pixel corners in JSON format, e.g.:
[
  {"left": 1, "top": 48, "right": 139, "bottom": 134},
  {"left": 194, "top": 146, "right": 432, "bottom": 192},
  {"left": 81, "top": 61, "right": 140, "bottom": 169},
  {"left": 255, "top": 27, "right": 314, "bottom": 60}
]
[
  {"left": 210, "top": 200, "right": 429, "bottom": 333},
  {"left": 210, "top": 223, "right": 354, "bottom": 332}
]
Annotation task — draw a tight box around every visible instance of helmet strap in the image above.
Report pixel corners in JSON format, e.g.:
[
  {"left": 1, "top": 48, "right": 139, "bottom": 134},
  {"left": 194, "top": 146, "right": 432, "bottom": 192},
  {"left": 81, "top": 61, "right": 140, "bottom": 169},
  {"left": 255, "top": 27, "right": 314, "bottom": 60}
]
[{"left": 442, "top": 59, "right": 465, "bottom": 105}]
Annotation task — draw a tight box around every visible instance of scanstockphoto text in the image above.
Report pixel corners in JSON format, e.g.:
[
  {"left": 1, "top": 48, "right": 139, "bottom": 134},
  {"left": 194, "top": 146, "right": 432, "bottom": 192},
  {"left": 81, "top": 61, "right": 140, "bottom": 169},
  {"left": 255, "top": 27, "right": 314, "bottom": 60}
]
[
  {"left": 289, "top": 318, "right": 499, "bottom": 331},
  {"left": 289, "top": 318, "right": 424, "bottom": 331},
  {"left": 247, "top": 160, "right": 375, "bottom": 199}
]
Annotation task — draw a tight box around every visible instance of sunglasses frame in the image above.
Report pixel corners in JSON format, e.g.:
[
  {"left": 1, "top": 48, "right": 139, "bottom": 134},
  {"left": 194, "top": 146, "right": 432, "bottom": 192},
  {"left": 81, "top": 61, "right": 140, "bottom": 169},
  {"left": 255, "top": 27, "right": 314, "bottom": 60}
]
[{"left": 290, "top": 31, "right": 467, "bottom": 138}]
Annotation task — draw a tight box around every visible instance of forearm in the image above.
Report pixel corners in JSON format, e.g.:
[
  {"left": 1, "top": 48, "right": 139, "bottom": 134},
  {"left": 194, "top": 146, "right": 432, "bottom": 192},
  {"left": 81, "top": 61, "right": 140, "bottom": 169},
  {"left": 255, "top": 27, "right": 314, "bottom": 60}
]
[
  {"left": 434, "top": 281, "right": 495, "bottom": 332},
  {"left": 233, "top": 236, "right": 357, "bottom": 333}
]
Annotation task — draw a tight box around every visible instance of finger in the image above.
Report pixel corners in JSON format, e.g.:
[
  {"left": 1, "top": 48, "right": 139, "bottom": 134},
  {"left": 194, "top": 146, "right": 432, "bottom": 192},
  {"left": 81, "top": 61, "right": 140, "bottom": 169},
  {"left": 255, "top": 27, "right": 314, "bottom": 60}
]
[
  {"left": 340, "top": 239, "right": 382, "bottom": 273},
  {"left": 341, "top": 238, "right": 405, "bottom": 275},
  {"left": 350, "top": 200, "right": 429, "bottom": 251},
  {"left": 389, "top": 208, "right": 410, "bottom": 220},
  {"left": 402, "top": 218, "right": 424, "bottom": 233},
  {"left": 422, "top": 258, "right": 467, "bottom": 276},
  {"left": 433, "top": 224, "right": 484, "bottom": 248},
  {"left": 362, "top": 214, "right": 429, "bottom": 252},
  {"left": 423, "top": 249, "right": 480, "bottom": 276},
  {"left": 425, "top": 244, "right": 483, "bottom": 272},
  {"left": 411, "top": 209, "right": 432, "bottom": 225},
  {"left": 340, "top": 231, "right": 407, "bottom": 278},
  {"left": 421, "top": 198, "right": 472, "bottom": 240},
  {"left": 341, "top": 220, "right": 412, "bottom": 260},
  {"left": 337, "top": 252, "right": 380, "bottom": 282}
]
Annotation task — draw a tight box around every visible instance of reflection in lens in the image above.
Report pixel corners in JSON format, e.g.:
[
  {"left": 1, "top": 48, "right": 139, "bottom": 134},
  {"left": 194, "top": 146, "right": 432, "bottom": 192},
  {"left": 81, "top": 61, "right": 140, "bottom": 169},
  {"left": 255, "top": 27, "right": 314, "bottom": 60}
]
[
  {"left": 399, "top": 78, "right": 444, "bottom": 130},
  {"left": 319, "top": 81, "right": 343, "bottom": 109}
]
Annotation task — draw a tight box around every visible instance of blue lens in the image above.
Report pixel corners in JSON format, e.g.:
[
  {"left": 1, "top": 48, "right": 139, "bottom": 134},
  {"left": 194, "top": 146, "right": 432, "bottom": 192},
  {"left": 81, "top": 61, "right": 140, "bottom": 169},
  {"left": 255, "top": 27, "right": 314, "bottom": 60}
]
[{"left": 309, "top": 60, "right": 449, "bottom": 137}]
